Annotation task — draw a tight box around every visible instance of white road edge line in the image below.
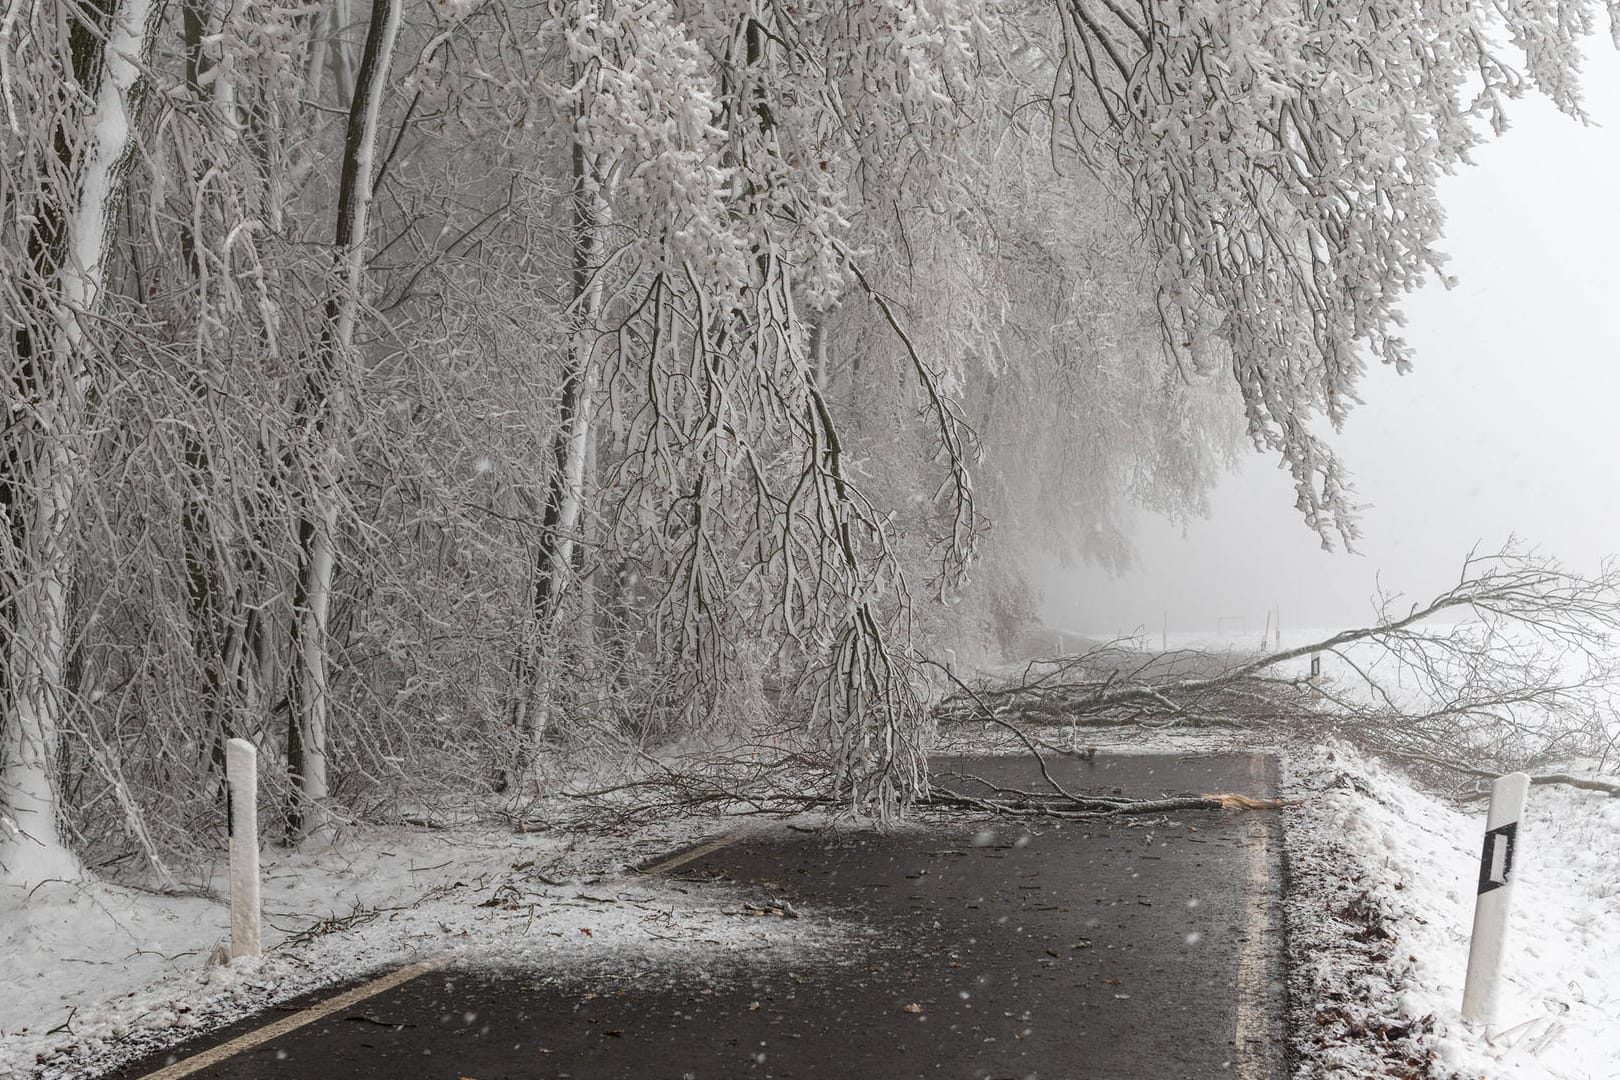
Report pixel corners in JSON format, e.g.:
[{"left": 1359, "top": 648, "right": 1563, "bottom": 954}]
[
  {"left": 1234, "top": 751, "right": 1285, "bottom": 1080},
  {"left": 133, "top": 955, "right": 448, "bottom": 1080}
]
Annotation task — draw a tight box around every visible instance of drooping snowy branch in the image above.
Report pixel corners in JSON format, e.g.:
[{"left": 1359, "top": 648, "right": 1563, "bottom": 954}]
[{"left": 1054, "top": 0, "right": 1619, "bottom": 547}]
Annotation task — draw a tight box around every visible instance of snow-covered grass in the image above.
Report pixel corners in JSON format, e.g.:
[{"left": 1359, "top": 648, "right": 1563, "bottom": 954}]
[
  {"left": 1284, "top": 743, "right": 1620, "bottom": 1080},
  {"left": 0, "top": 810, "right": 857, "bottom": 1080}
]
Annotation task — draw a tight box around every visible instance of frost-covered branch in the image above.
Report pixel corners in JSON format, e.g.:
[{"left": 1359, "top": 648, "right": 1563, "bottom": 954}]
[
  {"left": 1053, "top": 0, "right": 1619, "bottom": 546},
  {"left": 940, "top": 547, "right": 1620, "bottom": 782}
]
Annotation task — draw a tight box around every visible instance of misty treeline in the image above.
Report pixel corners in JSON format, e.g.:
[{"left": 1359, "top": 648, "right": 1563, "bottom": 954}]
[{"left": 2, "top": 0, "right": 1615, "bottom": 880}]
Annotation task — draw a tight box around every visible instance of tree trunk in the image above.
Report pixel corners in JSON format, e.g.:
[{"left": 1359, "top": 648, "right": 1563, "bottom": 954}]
[
  {"left": 284, "top": 0, "right": 400, "bottom": 844},
  {"left": 0, "top": 0, "right": 159, "bottom": 883},
  {"left": 180, "top": 0, "right": 245, "bottom": 788},
  {"left": 516, "top": 101, "right": 611, "bottom": 761}
]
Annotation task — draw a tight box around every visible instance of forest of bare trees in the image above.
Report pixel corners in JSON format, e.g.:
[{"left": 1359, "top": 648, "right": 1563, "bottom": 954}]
[{"left": 3, "top": 0, "right": 1615, "bottom": 882}]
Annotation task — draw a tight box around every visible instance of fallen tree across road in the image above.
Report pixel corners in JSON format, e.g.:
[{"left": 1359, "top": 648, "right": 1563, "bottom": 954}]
[{"left": 935, "top": 547, "right": 1620, "bottom": 799}]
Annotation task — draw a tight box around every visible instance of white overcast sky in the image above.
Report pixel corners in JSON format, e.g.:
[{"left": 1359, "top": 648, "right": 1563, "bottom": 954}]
[{"left": 1043, "top": 41, "right": 1620, "bottom": 637}]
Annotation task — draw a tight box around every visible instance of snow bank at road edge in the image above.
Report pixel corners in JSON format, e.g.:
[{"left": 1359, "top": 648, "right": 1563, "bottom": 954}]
[{"left": 1283, "top": 744, "right": 1619, "bottom": 1080}]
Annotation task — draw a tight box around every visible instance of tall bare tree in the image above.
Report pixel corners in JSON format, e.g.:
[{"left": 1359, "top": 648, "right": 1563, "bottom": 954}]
[
  {"left": 283, "top": 0, "right": 402, "bottom": 842},
  {"left": 0, "top": 0, "right": 162, "bottom": 881}
]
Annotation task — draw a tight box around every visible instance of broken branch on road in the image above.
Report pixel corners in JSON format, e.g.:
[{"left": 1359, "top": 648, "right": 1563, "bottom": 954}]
[{"left": 922, "top": 783, "right": 1295, "bottom": 820}]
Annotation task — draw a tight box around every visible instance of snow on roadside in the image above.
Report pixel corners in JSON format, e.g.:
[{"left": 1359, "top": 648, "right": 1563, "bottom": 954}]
[
  {"left": 1284, "top": 743, "right": 1620, "bottom": 1080},
  {"left": 0, "top": 811, "right": 856, "bottom": 1080}
]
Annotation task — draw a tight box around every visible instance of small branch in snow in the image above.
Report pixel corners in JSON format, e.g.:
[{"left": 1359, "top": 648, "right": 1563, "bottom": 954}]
[{"left": 45, "top": 1007, "right": 76, "bottom": 1035}]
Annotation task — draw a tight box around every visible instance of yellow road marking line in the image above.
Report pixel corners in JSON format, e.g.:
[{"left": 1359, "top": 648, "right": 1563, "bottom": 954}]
[
  {"left": 641, "top": 833, "right": 741, "bottom": 875},
  {"left": 134, "top": 831, "right": 740, "bottom": 1076},
  {"left": 133, "top": 955, "right": 448, "bottom": 1080}
]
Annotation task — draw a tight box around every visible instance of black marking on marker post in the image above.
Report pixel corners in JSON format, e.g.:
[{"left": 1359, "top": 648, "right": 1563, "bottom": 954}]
[
  {"left": 227, "top": 788, "right": 234, "bottom": 837},
  {"left": 1477, "top": 821, "right": 1518, "bottom": 894}
]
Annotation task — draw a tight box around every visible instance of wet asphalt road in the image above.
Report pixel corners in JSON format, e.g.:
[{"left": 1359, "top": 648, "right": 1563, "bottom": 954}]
[{"left": 118, "top": 752, "right": 1287, "bottom": 1080}]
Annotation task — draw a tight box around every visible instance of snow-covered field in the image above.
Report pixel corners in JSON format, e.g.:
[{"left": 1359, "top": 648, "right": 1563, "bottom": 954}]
[{"left": 2, "top": 733, "right": 1614, "bottom": 1080}]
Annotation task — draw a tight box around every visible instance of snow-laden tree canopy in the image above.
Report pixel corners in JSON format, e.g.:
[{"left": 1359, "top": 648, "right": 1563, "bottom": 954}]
[{"left": 1, "top": 0, "right": 1614, "bottom": 877}]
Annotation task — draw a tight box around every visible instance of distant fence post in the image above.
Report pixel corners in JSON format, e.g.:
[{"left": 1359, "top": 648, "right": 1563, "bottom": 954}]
[
  {"left": 1461, "top": 772, "right": 1530, "bottom": 1026},
  {"left": 225, "top": 738, "right": 262, "bottom": 958}
]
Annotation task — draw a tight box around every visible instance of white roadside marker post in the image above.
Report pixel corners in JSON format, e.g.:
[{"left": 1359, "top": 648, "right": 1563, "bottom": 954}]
[
  {"left": 225, "top": 738, "right": 262, "bottom": 959},
  {"left": 1461, "top": 771, "right": 1530, "bottom": 1026}
]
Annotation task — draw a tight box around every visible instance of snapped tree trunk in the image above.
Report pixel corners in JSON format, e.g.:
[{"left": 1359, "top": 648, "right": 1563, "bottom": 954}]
[
  {"left": 0, "top": 0, "right": 160, "bottom": 883},
  {"left": 284, "top": 0, "right": 401, "bottom": 844}
]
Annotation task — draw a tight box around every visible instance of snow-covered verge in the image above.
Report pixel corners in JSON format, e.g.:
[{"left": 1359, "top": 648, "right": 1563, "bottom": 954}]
[
  {"left": 1283, "top": 744, "right": 1620, "bottom": 1080},
  {"left": 0, "top": 811, "right": 856, "bottom": 1080}
]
